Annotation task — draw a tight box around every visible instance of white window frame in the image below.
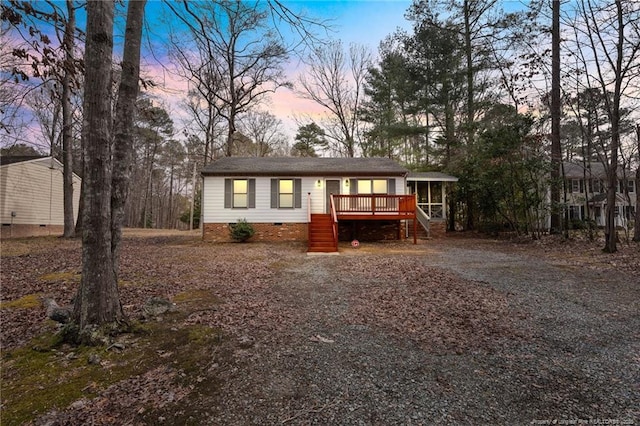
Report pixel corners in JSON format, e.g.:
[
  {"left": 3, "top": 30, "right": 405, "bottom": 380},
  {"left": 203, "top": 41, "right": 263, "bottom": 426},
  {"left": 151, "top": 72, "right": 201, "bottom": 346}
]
[{"left": 233, "top": 179, "right": 248, "bottom": 208}]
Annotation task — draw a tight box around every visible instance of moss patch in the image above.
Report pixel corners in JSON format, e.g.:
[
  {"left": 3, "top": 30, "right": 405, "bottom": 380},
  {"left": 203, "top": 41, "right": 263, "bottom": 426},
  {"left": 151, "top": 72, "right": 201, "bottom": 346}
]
[
  {"left": 1, "top": 318, "right": 225, "bottom": 426},
  {"left": 39, "top": 271, "right": 81, "bottom": 283},
  {"left": 173, "top": 289, "right": 220, "bottom": 306},
  {"left": 1, "top": 293, "right": 43, "bottom": 309}
]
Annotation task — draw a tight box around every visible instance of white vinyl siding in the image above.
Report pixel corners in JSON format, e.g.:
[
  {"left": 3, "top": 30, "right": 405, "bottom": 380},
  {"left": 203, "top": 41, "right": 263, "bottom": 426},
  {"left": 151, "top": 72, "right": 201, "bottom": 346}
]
[
  {"left": 204, "top": 176, "right": 318, "bottom": 223},
  {"left": 203, "top": 176, "right": 406, "bottom": 224},
  {"left": 0, "top": 158, "right": 81, "bottom": 226}
]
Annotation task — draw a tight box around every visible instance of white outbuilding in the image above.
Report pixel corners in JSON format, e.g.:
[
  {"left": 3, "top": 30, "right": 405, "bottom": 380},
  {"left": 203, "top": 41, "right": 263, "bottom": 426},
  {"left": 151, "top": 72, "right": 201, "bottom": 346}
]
[{"left": 1, "top": 156, "right": 81, "bottom": 238}]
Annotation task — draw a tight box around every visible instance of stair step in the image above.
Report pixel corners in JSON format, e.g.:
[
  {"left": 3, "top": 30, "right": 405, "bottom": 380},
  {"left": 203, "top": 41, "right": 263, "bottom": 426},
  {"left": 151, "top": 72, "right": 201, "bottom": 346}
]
[{"left": 308, "top": 214, "right": 337, "bottom": 252}]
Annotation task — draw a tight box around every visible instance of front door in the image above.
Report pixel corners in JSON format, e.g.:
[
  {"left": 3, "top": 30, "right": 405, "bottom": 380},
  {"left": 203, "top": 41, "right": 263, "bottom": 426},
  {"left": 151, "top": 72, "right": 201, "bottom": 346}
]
[{"left": 326, "top": 179, "right": 340, "bottom": 213}]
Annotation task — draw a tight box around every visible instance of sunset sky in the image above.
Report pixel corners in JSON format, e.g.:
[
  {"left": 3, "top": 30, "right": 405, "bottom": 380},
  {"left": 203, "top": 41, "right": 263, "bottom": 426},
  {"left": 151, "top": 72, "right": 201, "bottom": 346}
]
[{"left": 138, "top": 0, "right": 415, "bottom": 141}]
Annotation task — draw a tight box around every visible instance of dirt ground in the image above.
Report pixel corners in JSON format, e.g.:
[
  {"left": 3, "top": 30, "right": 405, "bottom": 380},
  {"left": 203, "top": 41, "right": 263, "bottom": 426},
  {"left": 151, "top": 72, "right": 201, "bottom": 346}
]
[{"left": 1, "top": 231, "right": 639, "bottom": 425}]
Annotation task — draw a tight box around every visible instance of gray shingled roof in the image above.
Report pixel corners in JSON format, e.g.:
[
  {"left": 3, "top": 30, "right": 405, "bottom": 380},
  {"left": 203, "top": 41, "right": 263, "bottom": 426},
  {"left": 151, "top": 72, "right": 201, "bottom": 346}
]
[
  {"left": 563, "top": 162, "right": 634, "bottom": 179},
  {"left": 0, "top": 155, "right": 46, "bottom": 166},
  {"left": 407, "top": 171, "right": 458, "bottom": 182},
  {"left": 201, "top": 157, "right": 409, "bottom": 177}
]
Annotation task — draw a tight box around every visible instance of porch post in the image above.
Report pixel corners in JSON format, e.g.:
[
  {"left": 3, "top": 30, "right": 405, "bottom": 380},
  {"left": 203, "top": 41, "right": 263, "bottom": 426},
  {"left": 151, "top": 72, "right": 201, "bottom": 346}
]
[{"left": 413, "top": 194, "right": 417, "bottom": 244}]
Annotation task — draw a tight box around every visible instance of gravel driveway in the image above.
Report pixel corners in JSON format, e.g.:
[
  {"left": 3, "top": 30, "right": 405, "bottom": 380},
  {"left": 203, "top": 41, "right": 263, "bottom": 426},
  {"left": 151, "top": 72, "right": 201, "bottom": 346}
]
[
  {"left": 202, "top": 239, "right": 640, "bottom": 425},
  {"left": 10, "top": 236, "right": 637, "bottom": 425}
]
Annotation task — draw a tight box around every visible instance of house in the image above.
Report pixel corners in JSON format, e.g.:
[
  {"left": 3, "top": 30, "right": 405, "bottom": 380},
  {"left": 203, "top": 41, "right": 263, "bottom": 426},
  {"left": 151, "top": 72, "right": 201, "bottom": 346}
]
[
  {"left": 407, "top": 171, "right": 458, "bottom": 238},
  {"left": 201, "top": 157, "right": 457, "bottom": 252},
  {"left": 564, "top": 161, "right": 636, "bottom": 228},
  {"left": 0, "top": 156, "right": 81, "bottom": 238}
]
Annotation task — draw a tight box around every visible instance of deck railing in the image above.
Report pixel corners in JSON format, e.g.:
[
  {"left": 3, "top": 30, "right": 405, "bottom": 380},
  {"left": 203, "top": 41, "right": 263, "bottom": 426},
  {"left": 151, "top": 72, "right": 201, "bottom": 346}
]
[{"left": 333, "top": 194, "right": 416, "bottom": 217}]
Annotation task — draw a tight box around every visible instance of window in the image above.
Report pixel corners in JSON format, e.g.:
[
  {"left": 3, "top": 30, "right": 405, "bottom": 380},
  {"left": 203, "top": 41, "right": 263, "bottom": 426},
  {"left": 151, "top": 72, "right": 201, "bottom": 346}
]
[
  {"left": 569, "top": 205, "right": 583, "bottom": 220},
  {"left": 233, "top": 180, "right": 248, "bottom": 208},
  {"left": 271, "top": 178, "right": 302, "bottom": 208},
  {"left": 569, "top": 179, "right": 583, "bottom": 193},
  {"left": 627, "top": 179, "right": 635, "bottom": 193},
  {"left": 590, "top": 179, "right": 603, "bottom": 193},
  {"left": 279, "top": 179, "right": 294, "bottom": 208},
  {"left": 224, "top": 178, "right": 255, "bottom": 209},
  {"left": 593, "top": 206, "right": 602, "bottom": 221},
  {"left": 623, "top": 206, "right": 635, "bottom": 219},
  {"left": 356, "top": 179, "right": 388, "bottom": 194}
]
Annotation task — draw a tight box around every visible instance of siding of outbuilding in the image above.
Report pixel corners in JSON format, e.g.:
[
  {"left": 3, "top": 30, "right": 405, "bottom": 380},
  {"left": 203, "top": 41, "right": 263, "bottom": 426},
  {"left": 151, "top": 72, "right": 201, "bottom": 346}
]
[{"left": 0, "top": 157, "right": 81, "bottom": 236}]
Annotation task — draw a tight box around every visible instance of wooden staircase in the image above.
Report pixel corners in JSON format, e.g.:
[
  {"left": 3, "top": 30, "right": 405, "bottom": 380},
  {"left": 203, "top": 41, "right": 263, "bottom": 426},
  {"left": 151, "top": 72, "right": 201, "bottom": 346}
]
[
  {"left": 408, "top": 219, "right": 429, "bottom": 239},
  {"left": 308, "top": 213, "right": 338, "bottom": 253}
]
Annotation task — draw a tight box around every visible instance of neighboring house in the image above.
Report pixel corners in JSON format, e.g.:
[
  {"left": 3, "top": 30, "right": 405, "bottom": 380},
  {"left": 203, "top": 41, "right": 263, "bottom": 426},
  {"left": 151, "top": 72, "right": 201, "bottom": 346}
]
[
  {"left": 564, "top": 161, "right": 637, "bottom": 228},
  {"left": 1, "top": 156, "right": 81, "bottom": 238},
  {"left": 201, "top": 157, "right": 457, "bottom": 252}
]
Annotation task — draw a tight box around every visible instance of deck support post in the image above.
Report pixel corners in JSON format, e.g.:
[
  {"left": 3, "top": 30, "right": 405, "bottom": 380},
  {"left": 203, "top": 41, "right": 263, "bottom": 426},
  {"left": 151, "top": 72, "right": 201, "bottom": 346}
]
[{"left": 413, "top": 218, "right": 417, "bottom": 244}]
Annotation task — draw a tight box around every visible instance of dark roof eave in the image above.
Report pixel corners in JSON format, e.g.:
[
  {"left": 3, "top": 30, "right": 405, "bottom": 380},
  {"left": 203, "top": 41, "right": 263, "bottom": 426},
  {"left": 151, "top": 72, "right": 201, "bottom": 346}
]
[{"left": 201, "top": 171, "right": 408, "bottom": 177}]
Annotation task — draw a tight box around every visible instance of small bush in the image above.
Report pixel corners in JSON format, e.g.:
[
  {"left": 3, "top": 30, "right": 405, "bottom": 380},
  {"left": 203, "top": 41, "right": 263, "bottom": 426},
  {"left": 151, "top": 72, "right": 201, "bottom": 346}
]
[{"left": 229, "top": 219, "right": 255, "bottom": 242}]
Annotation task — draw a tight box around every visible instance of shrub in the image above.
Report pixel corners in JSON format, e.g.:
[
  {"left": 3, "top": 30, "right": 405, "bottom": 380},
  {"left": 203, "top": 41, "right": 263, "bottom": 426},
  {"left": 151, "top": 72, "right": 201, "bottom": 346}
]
[{"left": 229, "top": 219, "right": 255, "bottom": 242}]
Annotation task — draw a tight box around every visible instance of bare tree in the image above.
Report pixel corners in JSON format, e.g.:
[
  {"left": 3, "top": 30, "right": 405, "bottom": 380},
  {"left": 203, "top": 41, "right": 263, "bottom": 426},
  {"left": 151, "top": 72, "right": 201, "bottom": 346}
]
[
  {"left": 634, "top": 124, "right": 640, "bottom": 242},
  {"left": 574, "top": 0, "right": 640, "bottom": 253},
  {"left": 0, "top": 26, "right": 30, "bottom": 139},
  {"left": 72, "top": 0, "right": 146, "bottom": 341},
  {"left": 61, "top": 0, "right": 76, "bottom": 237},
  {"left": 236, "top": 109, "right": 288, "bottom": 156},
  {"left": 167, "top": 1, "right": 290, "bottom": 157},
  {"left": 550, "top": 0, "right": 563, "bottom": 235},
  {"left": 298, "top": 41, "right": 372, "bottom": 157},
  {"left": 73, "top": 0, "right": 121, "bottom": 336}
]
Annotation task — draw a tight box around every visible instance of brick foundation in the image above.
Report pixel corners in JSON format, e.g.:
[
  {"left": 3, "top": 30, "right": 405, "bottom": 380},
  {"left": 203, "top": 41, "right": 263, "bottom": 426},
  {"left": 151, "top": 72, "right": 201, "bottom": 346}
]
[
  {"left": 0, "top": 224, "right": 64, "bottom": 239},
  {"left": 429, "top": 220, "right": 447, "bottom": 238},
  {"left": 203, "top": 222, "right": 308, "bottom": 242}
]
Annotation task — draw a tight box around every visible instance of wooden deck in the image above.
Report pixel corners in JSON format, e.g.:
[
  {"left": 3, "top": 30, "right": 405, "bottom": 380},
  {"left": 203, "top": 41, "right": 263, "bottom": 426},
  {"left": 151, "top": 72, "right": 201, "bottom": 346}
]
[
  {"left": 307, "top": 194, "right": 419, "bottom": 252},
  {"left": 332, "top": 194, "right": 417, "bottom": 221}
]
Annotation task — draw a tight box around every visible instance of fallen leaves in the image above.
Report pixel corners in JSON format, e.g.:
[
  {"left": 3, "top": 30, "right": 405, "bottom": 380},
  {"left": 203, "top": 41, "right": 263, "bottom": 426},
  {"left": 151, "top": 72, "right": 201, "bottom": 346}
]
[{"left": 339, "top": 255, "right": 523, "bottom": 354}]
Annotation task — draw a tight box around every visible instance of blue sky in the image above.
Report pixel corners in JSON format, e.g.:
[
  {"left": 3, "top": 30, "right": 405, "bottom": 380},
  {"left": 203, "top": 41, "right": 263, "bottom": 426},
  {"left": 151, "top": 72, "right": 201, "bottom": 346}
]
[{"left": 281, "top": 0, "right": 413, "bottom": 47}]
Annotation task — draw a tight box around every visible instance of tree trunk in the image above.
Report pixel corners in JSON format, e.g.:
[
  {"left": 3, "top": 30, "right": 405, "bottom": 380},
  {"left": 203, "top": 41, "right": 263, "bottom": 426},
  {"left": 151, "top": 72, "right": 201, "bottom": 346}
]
[
  {"left": 603, "top": 1, "right": 624, "bottom": 253},
  {"left": 463, "top": 0, "right": 474, "bottom": 146},
  {"left": 62, "top": 0, "right": 75, "bottom": 238},
  {"left": 550, "top": 0, "right": 563, "bottom": 234},
  {"left": 634, "top": 124, "right": 640, "bottom": 242},
  {"left": 112, "top": 0, "right": 146, "bottom": 275},
  {"left": 73, "top": 0, "right": 122, "bottom": 334}
]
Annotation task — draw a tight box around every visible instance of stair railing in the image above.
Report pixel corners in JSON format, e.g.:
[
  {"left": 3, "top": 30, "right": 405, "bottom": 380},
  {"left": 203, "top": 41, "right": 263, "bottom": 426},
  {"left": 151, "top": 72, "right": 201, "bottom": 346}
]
[
  {"left": 307, "top": 192, "right": 312, "bottom": 243},
  {"left": 415, "top": 205, "right": 431, "bottom": 238},
  {"left": 330, "top": 194, "right": 338, "bottom": 250}
]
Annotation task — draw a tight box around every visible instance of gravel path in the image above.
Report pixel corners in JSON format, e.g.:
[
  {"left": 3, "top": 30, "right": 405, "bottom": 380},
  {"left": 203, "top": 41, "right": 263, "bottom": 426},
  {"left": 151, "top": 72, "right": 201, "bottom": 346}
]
[
  {"left": 10, "top": 236, "right": 638, "bottom": 425},
  {"left": 205, "top": 241, "right": 640, "bottom": 425}
]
